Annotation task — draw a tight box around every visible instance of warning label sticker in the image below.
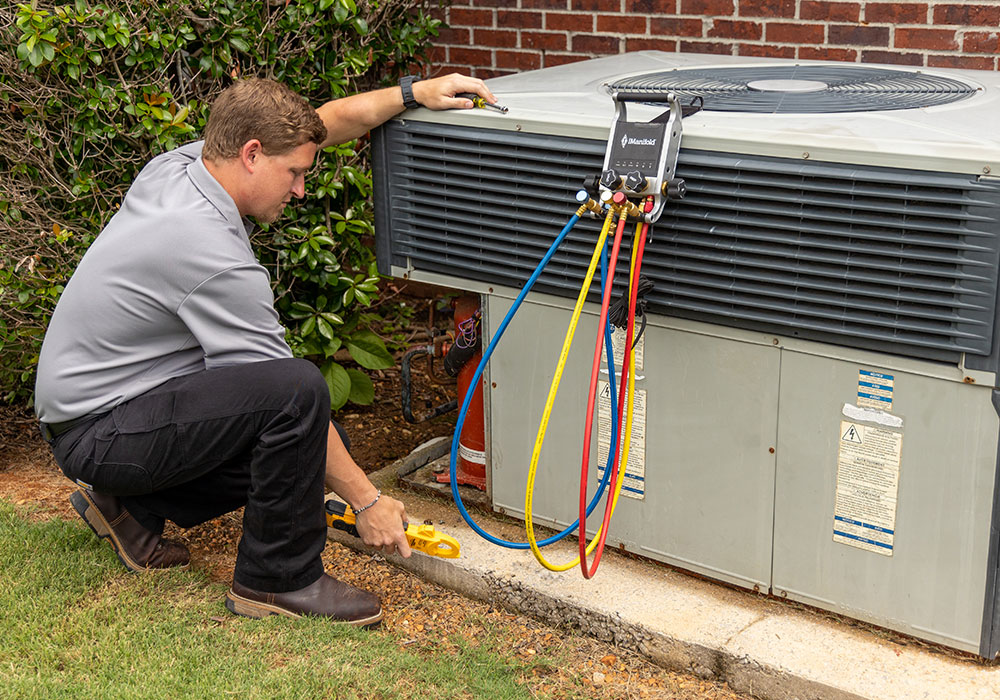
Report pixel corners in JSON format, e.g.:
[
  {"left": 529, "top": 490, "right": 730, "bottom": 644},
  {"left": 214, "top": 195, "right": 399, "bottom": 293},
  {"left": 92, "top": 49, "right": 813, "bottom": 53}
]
[
  {"left": 833, "top": 419, "right": 902, "bottom": 556},
  {"left": 597, "top": 380, "right": 646, "bottom": 500},
  {"left": 609, "top": 327, "right": 644, "bottom": 373},
  {"left": 857, "top": 369, "right": 894, "bottom": 412}
]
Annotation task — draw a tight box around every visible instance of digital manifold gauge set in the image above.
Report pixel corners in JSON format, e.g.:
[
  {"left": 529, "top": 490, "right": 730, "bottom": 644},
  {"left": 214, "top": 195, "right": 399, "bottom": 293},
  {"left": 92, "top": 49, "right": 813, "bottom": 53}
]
[{"left": 589, "top": 91, "right": 699, "bottom": 221}]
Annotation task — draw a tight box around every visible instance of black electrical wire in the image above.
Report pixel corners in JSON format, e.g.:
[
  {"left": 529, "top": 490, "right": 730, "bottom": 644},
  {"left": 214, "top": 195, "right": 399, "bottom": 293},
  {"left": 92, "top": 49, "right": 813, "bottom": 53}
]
[{"left": 608, "top": 275, "right": 654, "bottom": 331}]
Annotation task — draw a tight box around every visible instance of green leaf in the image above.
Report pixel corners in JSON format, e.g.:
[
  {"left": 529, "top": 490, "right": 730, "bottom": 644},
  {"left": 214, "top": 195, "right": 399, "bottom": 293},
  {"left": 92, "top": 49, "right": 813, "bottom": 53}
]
[
  {"left": 316, "top": 316, "right": 334, "bottom": 340},
  {"left": 346, "top": 368, "right": 374, "bottom": 405},
  {"left": 321, "top": 360, "right": 350, "bottom": 410},
  {"left": 171, "top": 106, "right": 189, "bottom": 125},
  {"left": 301, "top": 316, "right": 316, "bottom": 337},
  {"left": 346, "top": 330, "right": 394, "bottom": 370},
  {"left": 323, "top": 336, "right": 342, "bottom": 358}
]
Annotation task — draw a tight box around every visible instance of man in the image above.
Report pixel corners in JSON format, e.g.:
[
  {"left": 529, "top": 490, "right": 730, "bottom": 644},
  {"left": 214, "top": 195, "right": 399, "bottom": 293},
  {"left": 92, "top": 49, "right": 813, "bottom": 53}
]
[{"left": 34, "top": 74, "right": 497, "bottom": 626}]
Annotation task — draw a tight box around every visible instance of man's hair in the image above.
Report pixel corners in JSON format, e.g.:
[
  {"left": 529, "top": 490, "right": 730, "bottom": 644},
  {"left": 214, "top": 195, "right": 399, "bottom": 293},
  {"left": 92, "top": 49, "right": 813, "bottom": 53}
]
[{"left": 202, "top": 78, "right": 327, "bottom": 161}]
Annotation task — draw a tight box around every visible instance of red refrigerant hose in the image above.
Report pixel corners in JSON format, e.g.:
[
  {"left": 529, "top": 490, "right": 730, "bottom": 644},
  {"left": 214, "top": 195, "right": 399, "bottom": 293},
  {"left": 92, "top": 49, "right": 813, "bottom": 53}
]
[{"left": 579, "top": 194, "right": 654, "bottom": 579}]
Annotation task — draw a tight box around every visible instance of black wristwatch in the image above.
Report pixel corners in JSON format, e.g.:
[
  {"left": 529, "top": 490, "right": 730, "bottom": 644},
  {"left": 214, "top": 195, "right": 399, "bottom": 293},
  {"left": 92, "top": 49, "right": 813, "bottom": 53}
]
[{"left": 399, "top": 74, "right": 421, "bottom": 110}]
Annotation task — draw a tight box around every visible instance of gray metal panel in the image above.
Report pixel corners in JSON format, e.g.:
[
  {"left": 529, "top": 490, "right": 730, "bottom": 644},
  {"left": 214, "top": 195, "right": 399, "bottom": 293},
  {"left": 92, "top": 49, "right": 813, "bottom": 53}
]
[
  {"left": 375, "top": 120, "right": 1000, "bottom": 362},
  {"left": 485, "top": 293, "right": 779, "bottom": 590},
  {"left": 980, "top": 390, "right": 1000, "bottom": 658},
  {"left": 772, "top": 352, "right": 999, "bottom": 653}
]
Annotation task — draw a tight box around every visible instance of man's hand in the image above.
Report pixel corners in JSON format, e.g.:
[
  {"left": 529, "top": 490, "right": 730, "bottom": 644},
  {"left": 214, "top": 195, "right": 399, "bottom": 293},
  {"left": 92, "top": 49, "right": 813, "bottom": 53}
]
[
  {"left": 412, "top": 73, "right": 498, "bottom": 111},
  {"left": 354, "top": 494, "right": 412, "bottom": 558}
]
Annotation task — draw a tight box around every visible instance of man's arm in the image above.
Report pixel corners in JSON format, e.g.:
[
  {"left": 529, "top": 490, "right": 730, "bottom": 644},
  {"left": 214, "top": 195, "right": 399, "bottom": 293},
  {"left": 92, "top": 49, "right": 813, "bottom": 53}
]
[
  {"left": 324, "top": 422, "right": 412, "bottom": 558},
  {"left": 316, "top": 73, "right": 497, "bottom": 147}
]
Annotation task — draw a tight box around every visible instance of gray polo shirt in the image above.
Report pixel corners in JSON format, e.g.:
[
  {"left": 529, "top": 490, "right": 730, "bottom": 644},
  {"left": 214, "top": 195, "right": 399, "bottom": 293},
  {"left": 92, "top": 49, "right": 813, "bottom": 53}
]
[{"left": 34, "top": 140, "right": 292, "bottom": 423}]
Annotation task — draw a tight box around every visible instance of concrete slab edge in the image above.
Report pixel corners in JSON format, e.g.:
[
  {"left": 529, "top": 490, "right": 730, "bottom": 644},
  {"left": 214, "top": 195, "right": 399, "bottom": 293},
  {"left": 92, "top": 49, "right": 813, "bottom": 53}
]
[{"left": 327, "top": 525, "right": 865, "bottom": 700}]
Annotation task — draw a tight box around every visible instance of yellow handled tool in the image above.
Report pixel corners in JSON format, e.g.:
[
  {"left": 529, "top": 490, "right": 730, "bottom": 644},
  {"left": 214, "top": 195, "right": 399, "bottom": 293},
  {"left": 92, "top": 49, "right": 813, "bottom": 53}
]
[
  {"left": 325, "top": 498, "right": 461, "bottom": 559},
  {"left": 456, "top": 92, "right": 508, "bottom": 114}
]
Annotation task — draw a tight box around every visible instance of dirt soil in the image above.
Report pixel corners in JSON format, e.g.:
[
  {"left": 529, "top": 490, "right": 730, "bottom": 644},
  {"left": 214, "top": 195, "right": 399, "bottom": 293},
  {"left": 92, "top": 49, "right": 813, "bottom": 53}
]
[{"left": 0, "top": 289, "right": 756, "bottom": 700}]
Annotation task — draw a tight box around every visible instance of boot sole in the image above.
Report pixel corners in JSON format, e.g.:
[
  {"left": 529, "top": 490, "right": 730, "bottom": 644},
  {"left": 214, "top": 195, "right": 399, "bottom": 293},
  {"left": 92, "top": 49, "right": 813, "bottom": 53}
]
[
  {"left": 225, "top": 589, "right": 382, "bottom": 628},
  {"left": 70, "top": 490, "right": 189, "bottom": 573}
]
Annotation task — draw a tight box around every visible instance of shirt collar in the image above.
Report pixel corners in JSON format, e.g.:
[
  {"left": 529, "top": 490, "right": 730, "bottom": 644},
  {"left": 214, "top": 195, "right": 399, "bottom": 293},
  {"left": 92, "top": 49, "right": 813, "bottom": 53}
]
[{"left": 186, "top": 146, "right": 255, "bottom": 236}]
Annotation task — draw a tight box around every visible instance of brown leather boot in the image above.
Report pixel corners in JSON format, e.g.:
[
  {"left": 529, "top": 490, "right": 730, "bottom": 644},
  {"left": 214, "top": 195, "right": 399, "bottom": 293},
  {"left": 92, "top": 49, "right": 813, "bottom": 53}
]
[
  {"left": 225, "top": 573, "right": 382, "bottom": 627},
  {"left": 69, "top": 489, "right": 190, "bottom": 572}
]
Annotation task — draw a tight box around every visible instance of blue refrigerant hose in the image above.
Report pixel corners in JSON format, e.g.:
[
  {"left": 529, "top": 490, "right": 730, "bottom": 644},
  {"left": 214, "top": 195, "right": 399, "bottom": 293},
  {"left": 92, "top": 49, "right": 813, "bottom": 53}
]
[{"left": 450, "top": 211, "right": 620, "bottom": 549}]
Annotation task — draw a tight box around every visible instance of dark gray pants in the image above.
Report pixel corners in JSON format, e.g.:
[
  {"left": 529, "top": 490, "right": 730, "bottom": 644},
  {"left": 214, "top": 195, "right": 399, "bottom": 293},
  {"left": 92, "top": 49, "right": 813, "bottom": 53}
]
[{"left": 49, "top": 358, "right": 344, "bottom": 593}]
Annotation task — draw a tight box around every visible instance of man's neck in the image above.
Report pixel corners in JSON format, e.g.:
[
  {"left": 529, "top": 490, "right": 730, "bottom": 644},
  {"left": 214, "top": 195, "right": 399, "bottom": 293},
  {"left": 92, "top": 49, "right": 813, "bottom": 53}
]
[{"left": 202, "top": 156, "right": 246, "bottom": 216}]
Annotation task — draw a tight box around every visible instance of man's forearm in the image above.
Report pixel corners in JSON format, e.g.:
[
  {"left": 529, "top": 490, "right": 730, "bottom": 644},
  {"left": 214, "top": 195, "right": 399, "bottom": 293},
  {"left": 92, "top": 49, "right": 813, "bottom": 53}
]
[
  {"left": 324, "top": 421, "right": 378, "bottom": 509},
  {"left": 316, "top": 86, "right": 405, "bottom": 148},
  {"left": 324, "top": 421, "right": 413, "bottom": 557},
  {"left": 316, "top": 74, "right": 497, "bottom": 148}
]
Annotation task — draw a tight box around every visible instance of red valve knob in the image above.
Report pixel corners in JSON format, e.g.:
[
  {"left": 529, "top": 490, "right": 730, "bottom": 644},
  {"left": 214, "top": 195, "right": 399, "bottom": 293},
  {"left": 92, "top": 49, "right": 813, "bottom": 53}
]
[{"left": 611, "top": 191, "right": 627, "bottom": 205}]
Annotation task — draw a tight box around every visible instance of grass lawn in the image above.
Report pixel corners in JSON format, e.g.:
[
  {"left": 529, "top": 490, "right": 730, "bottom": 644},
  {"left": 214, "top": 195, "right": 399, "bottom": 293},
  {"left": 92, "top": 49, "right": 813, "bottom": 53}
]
[{"left": 0, "top": 499, "right": 581, "bottom": 700}]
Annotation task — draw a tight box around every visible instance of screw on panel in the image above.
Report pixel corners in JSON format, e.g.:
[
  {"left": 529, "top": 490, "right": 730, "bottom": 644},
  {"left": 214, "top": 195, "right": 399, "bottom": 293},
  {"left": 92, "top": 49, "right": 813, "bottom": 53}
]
[
  {"left": 780, "top": 590, "right": 788, "bottom": 598},
  {"left": 488, "top": 287, "right": 494, "bottom": 293},
  {"left": 753, "top": 584, "right": 760, "bottom": 593},
  {"left": 492, "top": 382, "right": 497, "bottom": 388},
  {"left": 964, "top": 376, "right": 976, "bottom": 384},
  {"left": 769, "top": 447, "right": 775, "bottom": 454},
  {"left": 985, "top": 166, "right": 992, "bottom": 174},
  {"left": 772, "top": 338, "right": 779, "bottom": 345},
  {"left": 515, "top": 124, "right": 522, "bottom": 131},
  {"left": 802, "top": 152, "right": 810, "bottom": 159}
]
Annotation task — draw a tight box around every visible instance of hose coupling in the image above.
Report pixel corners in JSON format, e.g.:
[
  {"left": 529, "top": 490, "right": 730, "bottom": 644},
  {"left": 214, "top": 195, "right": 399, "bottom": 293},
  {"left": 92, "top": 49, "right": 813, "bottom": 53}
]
[{"left": 575, "top": 190, "right": 605, "bottom": 217}]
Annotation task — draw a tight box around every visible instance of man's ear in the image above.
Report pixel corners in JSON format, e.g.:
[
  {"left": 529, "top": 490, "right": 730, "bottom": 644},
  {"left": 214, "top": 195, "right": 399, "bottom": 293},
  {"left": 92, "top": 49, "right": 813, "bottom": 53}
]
[{"left": 240, "top": 139, "right": 264, "bottom": 173}]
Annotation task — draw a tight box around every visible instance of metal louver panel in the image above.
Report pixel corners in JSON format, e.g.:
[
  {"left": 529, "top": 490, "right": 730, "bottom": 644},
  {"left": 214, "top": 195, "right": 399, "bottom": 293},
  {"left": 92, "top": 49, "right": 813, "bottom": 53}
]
[{"left": 375, "top": 121, "right": 1000, "bottom": 362}]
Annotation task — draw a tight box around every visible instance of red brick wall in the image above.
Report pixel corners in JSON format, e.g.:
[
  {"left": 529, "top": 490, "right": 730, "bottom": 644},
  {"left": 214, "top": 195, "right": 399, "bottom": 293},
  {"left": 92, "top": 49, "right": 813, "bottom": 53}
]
[{"left": 427, "top": 1, "right": 1000, "bottom": 78}]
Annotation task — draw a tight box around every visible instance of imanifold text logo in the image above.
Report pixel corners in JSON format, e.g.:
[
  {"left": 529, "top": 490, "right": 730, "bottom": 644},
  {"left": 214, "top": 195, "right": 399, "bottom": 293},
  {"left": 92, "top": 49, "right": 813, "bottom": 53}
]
[{"left": 621, "top": 133, "right": 657, "bottom": 148}]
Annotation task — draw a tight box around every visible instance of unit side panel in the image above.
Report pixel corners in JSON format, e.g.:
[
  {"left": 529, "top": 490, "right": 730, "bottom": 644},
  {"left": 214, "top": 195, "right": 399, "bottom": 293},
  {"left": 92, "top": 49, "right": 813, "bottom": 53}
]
[
  {"left": 487, "top": 295, "right": 779, "bottom": 590},
  {"left": 773, "top": 351, "right": 999, "bottom": 653}
]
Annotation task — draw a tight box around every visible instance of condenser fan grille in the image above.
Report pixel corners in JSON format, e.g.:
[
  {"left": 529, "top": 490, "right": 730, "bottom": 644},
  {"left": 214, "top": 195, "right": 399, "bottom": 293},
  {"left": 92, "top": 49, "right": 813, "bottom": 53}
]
[{"left": 608, "top": 65, "right": 978, "bottom": 113}]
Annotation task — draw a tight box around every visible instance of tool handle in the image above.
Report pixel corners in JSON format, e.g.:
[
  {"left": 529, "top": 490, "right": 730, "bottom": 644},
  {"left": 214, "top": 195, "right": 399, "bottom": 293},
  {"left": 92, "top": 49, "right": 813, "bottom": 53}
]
[
  {"left": 325, "top": 499, "right": 461, "bottom": 558},
  {"left": 613, "top": 90, "right": 676, "bottom": 103}
]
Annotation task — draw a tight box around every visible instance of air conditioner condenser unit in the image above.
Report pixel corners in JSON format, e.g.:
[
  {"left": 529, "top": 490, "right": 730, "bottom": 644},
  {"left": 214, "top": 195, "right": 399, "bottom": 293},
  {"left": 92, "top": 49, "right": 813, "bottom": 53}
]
[{"left": 371, "top": 52, "right": 1000, "bottom": 657}]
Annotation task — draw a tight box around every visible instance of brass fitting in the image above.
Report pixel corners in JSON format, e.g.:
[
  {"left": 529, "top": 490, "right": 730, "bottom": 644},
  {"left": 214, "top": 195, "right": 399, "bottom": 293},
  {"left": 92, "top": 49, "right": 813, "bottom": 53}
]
[{"left": 578, "top": 198, "right": 604, "bottom": 216}]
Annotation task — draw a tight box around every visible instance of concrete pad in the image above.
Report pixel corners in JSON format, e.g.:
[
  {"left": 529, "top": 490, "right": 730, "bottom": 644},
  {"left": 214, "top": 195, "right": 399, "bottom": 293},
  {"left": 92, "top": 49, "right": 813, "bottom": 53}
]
[{"left": 327, "top": 445, "right": 1000, "bottom": 700}]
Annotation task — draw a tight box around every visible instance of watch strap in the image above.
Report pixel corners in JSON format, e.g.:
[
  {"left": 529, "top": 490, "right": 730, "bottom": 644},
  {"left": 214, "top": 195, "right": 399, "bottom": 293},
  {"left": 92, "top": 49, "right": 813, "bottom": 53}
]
[{"left": 399, "top": 75, "right": 420, "bottom": 109}]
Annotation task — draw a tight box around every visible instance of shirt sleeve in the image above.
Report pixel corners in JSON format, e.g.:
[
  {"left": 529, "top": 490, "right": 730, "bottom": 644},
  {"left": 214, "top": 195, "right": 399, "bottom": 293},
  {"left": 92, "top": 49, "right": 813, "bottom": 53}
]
[{"left": 176, "top": 263, "right": 292, "bottom": 368}]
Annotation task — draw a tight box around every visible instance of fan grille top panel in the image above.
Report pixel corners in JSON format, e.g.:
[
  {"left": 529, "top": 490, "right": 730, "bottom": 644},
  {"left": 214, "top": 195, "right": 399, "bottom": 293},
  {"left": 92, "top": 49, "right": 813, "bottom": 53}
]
[
  {"left": 375, "top": 121, "right": 1000, "bottom": 363},
  {"left": 608, "top": 65, "right": 978, "bottom": 113}
]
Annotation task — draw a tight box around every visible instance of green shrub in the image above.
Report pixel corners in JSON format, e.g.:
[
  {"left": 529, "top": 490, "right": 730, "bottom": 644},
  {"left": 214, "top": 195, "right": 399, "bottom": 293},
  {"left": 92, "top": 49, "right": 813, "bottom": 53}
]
[{"left": 0, "top": 0, "right": 442, "bottom": 410}]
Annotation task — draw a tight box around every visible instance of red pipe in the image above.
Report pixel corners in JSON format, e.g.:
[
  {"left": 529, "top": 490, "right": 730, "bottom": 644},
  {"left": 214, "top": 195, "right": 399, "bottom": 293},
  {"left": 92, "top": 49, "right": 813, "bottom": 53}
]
[
  {"left": 580, "top": 195, "right": 654, "bottom": 578},
  {"left": 577, "top": 203, "right": 629, "bottom": 576}
]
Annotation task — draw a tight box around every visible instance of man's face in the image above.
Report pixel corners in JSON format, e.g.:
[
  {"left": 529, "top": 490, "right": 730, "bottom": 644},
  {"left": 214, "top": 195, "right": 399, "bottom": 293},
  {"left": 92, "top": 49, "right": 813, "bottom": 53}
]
[{"left": 247, "top": 141, "right": 318, "bottom": 223}]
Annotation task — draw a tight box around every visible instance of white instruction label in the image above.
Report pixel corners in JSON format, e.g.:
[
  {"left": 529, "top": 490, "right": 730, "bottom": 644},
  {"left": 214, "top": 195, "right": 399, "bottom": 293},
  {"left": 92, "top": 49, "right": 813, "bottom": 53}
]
[
  {"left": 596, "top": 380, "right": 646, "bottom": 500},
  {"left": 857, "top": 369, "right": 894, "bottom": 412},
  {"left": 609, "top": 326, "right": 644, "bottom": 373},
  {"left": 833, "top": 420, "right": 902, "bottom": 556}
]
